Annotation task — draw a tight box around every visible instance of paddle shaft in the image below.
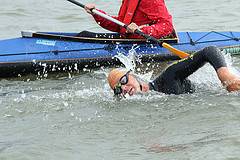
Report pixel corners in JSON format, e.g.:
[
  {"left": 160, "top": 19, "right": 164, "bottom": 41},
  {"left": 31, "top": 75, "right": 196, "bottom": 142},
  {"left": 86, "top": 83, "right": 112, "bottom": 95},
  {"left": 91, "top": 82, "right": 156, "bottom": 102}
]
[
  {"left": 67, "top": 0, "right": 126, "bottom": 27},
  {"left": 66, "top": 0, "right": 189, "bottom": 58}
]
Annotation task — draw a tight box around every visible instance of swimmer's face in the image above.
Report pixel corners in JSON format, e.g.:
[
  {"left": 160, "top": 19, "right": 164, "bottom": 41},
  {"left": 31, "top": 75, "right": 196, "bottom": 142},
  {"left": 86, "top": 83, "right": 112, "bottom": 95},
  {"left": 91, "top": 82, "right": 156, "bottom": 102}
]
[
  {"left": 114, "top": 73, "right": 140, "bottom": 97},
  {"left": 120, "top": 75, "right": 139, "bottom": 96}
]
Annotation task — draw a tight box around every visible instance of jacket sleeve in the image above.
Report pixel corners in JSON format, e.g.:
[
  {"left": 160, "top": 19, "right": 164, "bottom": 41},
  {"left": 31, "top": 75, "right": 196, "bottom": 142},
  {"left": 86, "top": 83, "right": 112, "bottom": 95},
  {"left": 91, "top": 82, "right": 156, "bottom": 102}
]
[
  {"left": 139, "top": 0, "right": 173, "bottom": 38},
  {"left": 92, "top": 9, "right": 121, "bottom": 33}
]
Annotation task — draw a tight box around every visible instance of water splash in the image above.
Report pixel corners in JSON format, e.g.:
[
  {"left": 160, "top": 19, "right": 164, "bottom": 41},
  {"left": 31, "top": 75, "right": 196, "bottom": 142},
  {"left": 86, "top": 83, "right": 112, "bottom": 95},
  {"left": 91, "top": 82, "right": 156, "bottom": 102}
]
[
  {"left": 114, "top": 46, "right": 153, "bottom": 82},
  {"left": 114, "top": 47, "right": 138, "bottom": 72},
  {"left": 223, "top": 51, "right": 240, "bottom": 75}
]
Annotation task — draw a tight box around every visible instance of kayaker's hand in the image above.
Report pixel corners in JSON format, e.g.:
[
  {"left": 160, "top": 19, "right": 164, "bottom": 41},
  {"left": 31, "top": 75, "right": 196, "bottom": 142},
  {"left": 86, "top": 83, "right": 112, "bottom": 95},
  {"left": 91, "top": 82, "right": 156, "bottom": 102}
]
[
  {"left": 139, "top": 24, "right": 149, "bottom": 29},
  {"left": 85, "top": 3, "right": 96, "bottom": 14},
  {"left": 127, "top": 23, "right": 140, "bottom": 33}
]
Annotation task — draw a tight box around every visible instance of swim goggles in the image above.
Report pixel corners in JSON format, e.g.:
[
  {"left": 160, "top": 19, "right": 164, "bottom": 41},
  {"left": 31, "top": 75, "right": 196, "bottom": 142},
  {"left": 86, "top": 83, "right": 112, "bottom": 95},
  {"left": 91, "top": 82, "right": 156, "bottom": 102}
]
[{"left": 113, "top": 70, "right": 131, "bottom": 97}]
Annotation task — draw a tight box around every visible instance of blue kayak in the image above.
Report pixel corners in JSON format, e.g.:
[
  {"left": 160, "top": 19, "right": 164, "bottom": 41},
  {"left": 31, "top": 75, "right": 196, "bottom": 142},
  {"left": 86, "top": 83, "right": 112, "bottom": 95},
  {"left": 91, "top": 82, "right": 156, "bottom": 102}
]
[{"left": 0, "top": 30, "right": 240, "bottom": 77}]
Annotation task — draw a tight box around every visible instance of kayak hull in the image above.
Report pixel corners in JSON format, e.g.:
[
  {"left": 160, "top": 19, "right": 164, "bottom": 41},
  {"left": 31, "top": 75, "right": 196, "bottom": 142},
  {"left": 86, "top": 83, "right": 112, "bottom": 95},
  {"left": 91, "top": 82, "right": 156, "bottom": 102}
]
[{"left": 0, "top": 31, "right": 240, "bottom": 77}]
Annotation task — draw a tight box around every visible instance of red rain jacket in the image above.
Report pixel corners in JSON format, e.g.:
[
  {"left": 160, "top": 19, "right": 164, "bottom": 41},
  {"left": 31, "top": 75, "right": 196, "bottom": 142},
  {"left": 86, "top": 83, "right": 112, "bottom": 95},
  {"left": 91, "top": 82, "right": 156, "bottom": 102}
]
[{"left": 92, "top": 0, "right": 173, "bottom": 39}]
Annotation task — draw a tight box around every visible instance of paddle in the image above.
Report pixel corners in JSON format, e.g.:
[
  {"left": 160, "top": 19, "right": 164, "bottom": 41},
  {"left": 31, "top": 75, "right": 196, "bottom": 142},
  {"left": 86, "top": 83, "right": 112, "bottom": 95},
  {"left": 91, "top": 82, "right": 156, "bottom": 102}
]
[{"left": 66, "top": 0, "right": 189, "bottom": 59}]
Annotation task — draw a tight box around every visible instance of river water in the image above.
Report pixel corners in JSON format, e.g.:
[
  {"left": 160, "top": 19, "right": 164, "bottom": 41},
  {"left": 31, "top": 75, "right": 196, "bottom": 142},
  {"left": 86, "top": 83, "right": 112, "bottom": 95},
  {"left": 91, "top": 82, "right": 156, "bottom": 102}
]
[{"left": 0, "top": 0, "right": 240, "bottom": 160}]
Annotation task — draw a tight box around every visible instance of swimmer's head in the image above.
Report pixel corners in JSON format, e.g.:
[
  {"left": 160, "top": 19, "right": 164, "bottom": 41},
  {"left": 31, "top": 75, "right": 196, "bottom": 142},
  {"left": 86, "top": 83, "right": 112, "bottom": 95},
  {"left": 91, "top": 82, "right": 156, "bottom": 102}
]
[{"left": 107, "top": 68, "right": 143, "bottom": 98}]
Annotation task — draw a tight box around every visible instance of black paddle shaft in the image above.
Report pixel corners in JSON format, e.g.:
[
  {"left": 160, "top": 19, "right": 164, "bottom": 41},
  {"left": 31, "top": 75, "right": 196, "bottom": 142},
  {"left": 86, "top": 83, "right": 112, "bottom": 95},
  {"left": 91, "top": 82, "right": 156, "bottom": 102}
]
[
  {"left": 135, "top": 30, "right": 162, "bottom": 44},
  {"left": 66, "top": 0, "right": 85, "bottom": 8}
]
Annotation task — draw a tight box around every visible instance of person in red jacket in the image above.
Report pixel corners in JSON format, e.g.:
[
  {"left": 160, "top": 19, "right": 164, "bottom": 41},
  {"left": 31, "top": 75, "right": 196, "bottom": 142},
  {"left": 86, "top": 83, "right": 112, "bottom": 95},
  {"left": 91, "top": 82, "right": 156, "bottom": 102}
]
[{"left": 84, "top": 0, "right": 174, "bottom": 39}]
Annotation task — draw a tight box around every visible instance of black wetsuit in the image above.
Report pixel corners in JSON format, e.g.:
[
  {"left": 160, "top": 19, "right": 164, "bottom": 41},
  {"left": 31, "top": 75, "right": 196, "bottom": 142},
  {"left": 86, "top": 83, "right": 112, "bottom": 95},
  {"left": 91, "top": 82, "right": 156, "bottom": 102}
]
[{"left": 149, "top": 46, "right": 227, "bottom": 94}]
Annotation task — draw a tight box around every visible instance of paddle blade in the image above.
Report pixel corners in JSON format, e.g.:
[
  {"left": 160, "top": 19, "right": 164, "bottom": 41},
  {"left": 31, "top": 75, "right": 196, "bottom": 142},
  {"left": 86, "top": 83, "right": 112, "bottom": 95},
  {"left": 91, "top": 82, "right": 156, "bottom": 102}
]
[{"left": 162, "top": 42, "right": 189, "bottom": 59}]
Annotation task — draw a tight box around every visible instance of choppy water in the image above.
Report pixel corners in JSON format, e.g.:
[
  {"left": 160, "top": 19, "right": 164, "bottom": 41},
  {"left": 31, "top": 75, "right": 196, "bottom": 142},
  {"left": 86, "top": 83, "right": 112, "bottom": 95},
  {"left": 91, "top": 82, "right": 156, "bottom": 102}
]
[{"left": 1, "top": 0, "right": 240, "bottom": 159}]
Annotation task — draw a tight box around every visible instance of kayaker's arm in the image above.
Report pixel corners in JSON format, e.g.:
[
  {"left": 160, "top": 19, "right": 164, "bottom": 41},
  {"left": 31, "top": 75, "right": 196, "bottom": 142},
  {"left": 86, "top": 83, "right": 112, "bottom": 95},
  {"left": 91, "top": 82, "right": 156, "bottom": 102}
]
[
  {"left": 92, "top": 10, "right": 121, "bottom": 33},
  {"left": 84, "top": 3, "right": 121, "bottom": 32},
  {"left": 139, "top": 21, "right": 173, "bottom": 39},
  {"left": 133, "top": 0, "right": 174, "bottom": 39}
]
